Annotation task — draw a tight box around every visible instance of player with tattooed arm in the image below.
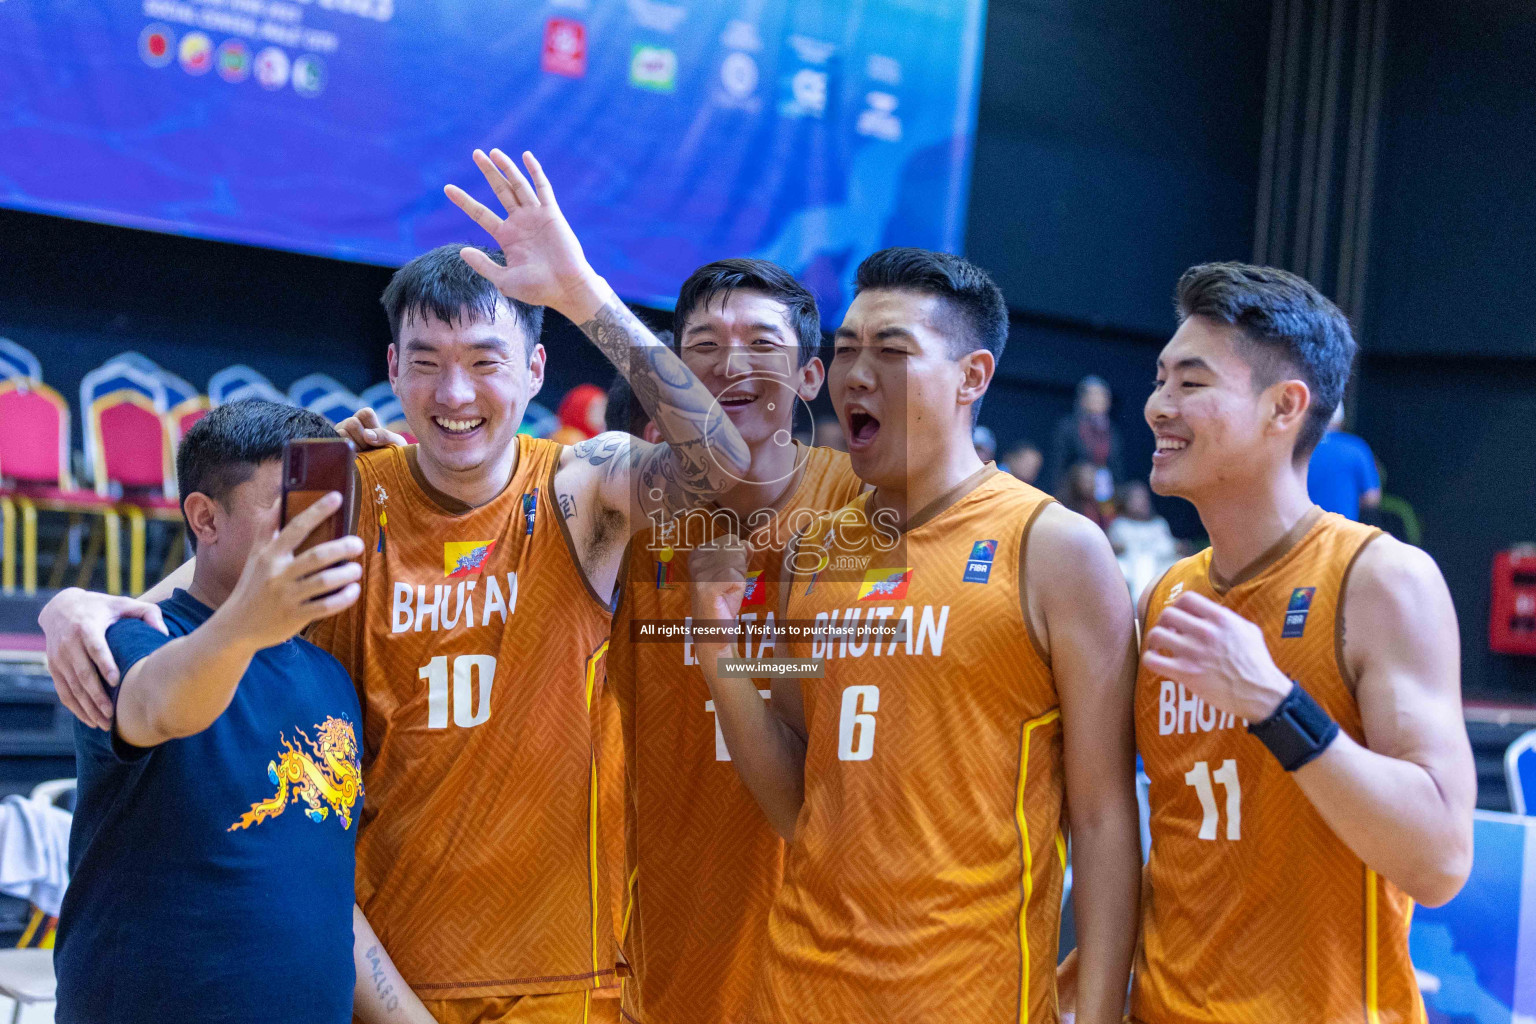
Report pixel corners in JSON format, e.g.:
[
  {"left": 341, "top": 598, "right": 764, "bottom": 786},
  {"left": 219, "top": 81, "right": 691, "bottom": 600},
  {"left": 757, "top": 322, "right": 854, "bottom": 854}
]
[{"left": 39, "top": 148, "right": 747, "bottom": 1024}]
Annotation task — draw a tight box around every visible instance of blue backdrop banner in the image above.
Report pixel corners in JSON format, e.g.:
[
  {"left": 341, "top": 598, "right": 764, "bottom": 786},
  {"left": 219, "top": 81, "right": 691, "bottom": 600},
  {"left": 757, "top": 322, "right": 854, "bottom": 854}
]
[{"left": 0, "top": 0, "right": 985, "bottom": 322}]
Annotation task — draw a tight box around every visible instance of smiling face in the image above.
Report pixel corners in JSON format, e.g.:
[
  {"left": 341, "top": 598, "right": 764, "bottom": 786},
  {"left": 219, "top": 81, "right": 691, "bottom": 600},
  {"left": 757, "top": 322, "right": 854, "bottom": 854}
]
[
  {"left": 388, "top": 303, "right": 545, "bottom": 483},
  {"left": 829, "top": 288, "right": 991, "bottom": 492},
  {"left": 676, "top": 289, "right": 823, "bottom": 450},
  {"left": 1145, "top": 315, "right": 1306, "bottom": 501}
]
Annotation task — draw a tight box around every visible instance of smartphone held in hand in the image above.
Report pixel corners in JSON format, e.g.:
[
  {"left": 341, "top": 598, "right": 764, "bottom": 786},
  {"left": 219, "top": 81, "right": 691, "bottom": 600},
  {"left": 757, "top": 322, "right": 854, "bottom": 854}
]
[{"left": 281, "top": 438, "right": 357, "bottom": 552}]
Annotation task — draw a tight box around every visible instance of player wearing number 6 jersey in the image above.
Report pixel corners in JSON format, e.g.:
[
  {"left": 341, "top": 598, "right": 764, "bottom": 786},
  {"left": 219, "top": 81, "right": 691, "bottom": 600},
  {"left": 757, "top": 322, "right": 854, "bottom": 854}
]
[
  {"left": 39, "top": 148, "right": 749, "bottom": 1024},
  {"left": 692, "top": 249, "right": 1141, "bottom": 1024},
  {"left": 1132, "top": 263, "right": 1475, "bottom": 1024}
]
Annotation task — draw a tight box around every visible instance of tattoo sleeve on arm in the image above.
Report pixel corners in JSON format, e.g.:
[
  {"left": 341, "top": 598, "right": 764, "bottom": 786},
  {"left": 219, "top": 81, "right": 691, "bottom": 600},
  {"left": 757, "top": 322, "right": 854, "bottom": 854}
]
[{"left": 575, "top": 302, "right": 748, "bottom": 519}]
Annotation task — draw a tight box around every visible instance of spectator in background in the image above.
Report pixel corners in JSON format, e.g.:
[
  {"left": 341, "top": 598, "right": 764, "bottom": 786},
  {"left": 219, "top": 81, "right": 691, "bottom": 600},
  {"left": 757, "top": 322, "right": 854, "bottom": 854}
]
[
  {"left": 1106, "top": 480, "right": 1180, "bottom": 599},
  {"left": 1307, "top": 405, "right": 1381, "bottom": 520},
  {"left": 550, "top": 381, "right": 609, "bottom": 445},
  {"left": 1048, "top": 374, "right": 1123, "bottom": 499},
  {"left": 1002, "top": 440, "right": 1043, "bottom": 485},
  {"left": 973, "top": 423, "right": 997, "bottom": 463},
  {"left": 1056, "top": 460, "right": 1110, "bottom": 529},
  {"left": 814, "top": 414, "right": 846, "bottom": 453}
]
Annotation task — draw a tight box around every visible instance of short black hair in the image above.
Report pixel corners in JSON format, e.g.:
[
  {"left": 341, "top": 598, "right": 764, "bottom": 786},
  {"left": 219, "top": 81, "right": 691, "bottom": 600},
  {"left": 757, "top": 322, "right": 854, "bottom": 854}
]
[
  {"left": 674, "top": 259, "right": 821, "bottom": 368},
  {"left": 853, "top": 247, "right": 1009, "bottom": 362},
  {"left": 1175, "top": 262, "right": 1355, "bottom": 458},
  {"left": 177, "top": 400, "right": 338, "bottom": 551},
  {"left": 381, "top": 243, "right": 545, "bottom": 356},
  {"left": 605, "top": 332, "right": 671, "bottom": 437}
]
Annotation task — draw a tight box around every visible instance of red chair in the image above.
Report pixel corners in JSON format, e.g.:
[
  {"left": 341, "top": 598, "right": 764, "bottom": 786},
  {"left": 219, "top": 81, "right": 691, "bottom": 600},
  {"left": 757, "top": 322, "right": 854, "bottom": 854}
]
[
  {"left": 167, "top": 395, "right": 210, "bottom": 448},
  {"left": 88, "top": 389, "right": 182, "bottom": 596},
  {"left": 0, "top": 380, "right": 122, "bottom": 595}
]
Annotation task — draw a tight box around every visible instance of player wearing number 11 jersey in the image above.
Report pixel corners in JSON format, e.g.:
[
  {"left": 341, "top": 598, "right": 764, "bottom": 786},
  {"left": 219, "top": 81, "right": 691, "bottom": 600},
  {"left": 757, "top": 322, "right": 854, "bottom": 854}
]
[
  {"left": 1132, "top": 263, "right": 1474, "bottom": 1024},
  {"left": 692, "top": 249, "right": 1141, "bottom": 1024}
]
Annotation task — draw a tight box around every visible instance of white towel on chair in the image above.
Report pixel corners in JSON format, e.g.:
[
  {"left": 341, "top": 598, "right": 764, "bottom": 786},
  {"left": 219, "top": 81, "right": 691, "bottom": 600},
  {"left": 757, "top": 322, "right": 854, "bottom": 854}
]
[{"left": 0, "top": 795, "right": 71, "bottom": 917}]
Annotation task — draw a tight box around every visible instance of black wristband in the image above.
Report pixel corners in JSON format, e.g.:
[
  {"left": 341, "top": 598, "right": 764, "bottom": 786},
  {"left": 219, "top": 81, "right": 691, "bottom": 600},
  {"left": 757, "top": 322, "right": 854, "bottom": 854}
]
[{"left": 1247, "top": 681, "right": 1339, "bottom": 771}]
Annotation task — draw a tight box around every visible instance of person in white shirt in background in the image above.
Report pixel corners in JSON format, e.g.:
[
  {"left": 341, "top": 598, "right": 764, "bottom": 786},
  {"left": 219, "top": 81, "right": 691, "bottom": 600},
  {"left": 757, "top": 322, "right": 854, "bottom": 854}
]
[{"left": 1106, "top": 479, "right": 1181, "bottom": 598}]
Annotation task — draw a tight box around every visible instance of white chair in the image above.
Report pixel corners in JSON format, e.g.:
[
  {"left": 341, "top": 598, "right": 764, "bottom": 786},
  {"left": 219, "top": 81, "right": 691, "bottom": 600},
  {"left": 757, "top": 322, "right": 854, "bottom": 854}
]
[
  {"left": 27, "top": 780, "right": 73, "bottom": 811},
  {"left": 208, "top": 366, "right": 283, "bottom": 407},
  {"left": 0, "top": 341, "right": 40, "bottom": 383},
  {"left": 1505, "top": 728, "right": 1536, "bottom": 815},
  {"left": 289, "top": 373, "right": 351, "bottom": 410},
  {"left": 0, "top": 949, "right": 54, "bottom": 1023}
]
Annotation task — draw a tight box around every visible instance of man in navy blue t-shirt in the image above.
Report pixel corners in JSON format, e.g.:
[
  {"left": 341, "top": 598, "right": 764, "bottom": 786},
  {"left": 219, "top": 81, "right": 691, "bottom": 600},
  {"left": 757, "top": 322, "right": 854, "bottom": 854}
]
[{"left": 55, "top": 401, "right": 368, "bottom": 1024}]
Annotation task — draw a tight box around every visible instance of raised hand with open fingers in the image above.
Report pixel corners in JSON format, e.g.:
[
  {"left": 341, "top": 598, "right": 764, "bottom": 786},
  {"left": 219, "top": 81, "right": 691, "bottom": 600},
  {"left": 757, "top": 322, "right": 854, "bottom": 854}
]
[{"left": 443, "top": 148, "right": 598, "bottom": 318}]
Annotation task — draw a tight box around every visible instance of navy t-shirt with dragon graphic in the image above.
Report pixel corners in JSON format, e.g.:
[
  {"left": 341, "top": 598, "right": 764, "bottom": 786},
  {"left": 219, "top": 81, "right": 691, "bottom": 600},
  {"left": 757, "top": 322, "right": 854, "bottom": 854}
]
[{"left": 56, "top": 588, "right": 363, "bottom": 1024}]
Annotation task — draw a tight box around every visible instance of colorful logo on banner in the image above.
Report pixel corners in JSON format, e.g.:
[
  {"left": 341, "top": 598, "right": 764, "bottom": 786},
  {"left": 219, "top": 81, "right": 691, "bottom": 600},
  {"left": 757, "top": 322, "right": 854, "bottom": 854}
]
[
  {"left": 444, "top": 541, "right": 497, "bottom": 578},
  {"left": 963, "top": 539, "right": 997, "bottom": 583},
  {"left": 630, "top": 44, "right": 677, "bottom": 92},
  {"left": 139, "top": 24, "right": 174, "bottom": 68},
  {"left": 857, "top": 567, "right": 911, "bottom": 602},
  {"left": 1282, "top": 587, "right": 1316, "bottom": 638},
  {"left": 742, "top": 568, "right": 766, "bottom": 607},
  {"left": 542, "top": 18, "right": 587, "bottom": 77},
  {"left": 217, "top": 39, "right": 251, "bottom": 83},
  {"left": 178, "top": 32, "right": 213, "bottom": 75},
  {"left": 255, "top": 46, "right": 289, "bottom": 89},
  {"left": 292, "top": 55, "right": 325, "bottom": 97}
]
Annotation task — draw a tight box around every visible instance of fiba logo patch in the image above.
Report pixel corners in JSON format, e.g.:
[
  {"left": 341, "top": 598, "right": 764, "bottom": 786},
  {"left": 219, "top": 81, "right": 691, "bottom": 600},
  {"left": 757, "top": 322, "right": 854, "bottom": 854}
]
[
  {"left": 139, "top": 24, "right": 175, "bottom": 68},
  {"left": 962, "top": 539, "right": 997, "bottom": 583},
  {"left": 255, "top": 47, "right": 289, "bottom": 90},
  {"left": 1282, "top": 587, "right": 1316, "bottom": 638},
  {"left": 522, "top": 490, "right": 538, "bottom": 534}
]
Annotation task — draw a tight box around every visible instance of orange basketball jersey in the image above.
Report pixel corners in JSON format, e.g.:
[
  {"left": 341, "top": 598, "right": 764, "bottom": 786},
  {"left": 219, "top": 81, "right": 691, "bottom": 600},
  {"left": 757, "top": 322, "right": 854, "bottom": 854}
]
[
  {"left": 1131, "top": 509, "right": 1423, "bottom": 1024},
  {"left": 757, "top": 468, "right": 1064, "bottom": 1024},
  {"left": 607, "top": 444, "right": 861, "bottom": 1024},
  {"left": 308, "top": 439, "right": 617, "bottom": 1000}
]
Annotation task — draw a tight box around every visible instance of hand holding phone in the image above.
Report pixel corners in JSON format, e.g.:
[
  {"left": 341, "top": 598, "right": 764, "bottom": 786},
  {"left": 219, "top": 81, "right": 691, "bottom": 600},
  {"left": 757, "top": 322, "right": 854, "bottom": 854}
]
[{"left": 281, "top": 438, "right": 358, "bottom": 554}]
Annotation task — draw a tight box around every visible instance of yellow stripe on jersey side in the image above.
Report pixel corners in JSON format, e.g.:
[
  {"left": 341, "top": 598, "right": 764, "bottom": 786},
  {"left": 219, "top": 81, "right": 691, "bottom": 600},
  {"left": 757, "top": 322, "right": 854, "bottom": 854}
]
[
  {"left": 621, "top": 866, "right": 638, "bottom": 943},
  {"left": 587, "top": 640, "right": 610, "bottom": 988},
  {"left": 1365, "top": 867, "right": 1380, "bottom": 1024},
  {"left": 1015, "top": 707, "right": 1061, "bottom": 1024}
]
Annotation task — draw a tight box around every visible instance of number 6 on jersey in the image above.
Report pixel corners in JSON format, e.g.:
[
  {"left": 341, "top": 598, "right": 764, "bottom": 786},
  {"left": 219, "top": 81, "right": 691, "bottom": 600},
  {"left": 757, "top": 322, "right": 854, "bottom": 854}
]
[{"left": 838, "top": 685, "right": 880, "bottom": 761}]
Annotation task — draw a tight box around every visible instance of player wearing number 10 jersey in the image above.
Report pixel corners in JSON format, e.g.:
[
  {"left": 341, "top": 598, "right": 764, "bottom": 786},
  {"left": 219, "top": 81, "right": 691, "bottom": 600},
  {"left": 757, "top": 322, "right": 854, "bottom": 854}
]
[
  {"left": 693, "top": 249, "right": 1141, "bottom": 1024},
  {"left": 1132, "top": 263, "right": 1474, "bottom": 1024},
  {"left": 37, "top": 151, "right": 754, "bottom": 1024}
]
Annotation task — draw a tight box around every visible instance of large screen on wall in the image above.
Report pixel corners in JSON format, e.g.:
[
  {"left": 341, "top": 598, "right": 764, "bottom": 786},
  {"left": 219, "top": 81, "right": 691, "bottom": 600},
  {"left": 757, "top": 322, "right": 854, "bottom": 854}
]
[{"left": 0, "top": 0, "right": 985, "bottom": 322}]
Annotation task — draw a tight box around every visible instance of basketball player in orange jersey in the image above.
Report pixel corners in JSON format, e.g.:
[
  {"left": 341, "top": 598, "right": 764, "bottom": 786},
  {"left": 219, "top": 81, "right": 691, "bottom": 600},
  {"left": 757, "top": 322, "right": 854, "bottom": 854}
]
[
  {"left": 1131, "top": 263, "right": 1475, "bottom": 1024},
  {"left": 690, "top": 248, "right": 1142, "bottom": 1024},
  {"left": 604, "top": 259, "right": 864, "bottom": 1024},
  {"left": 38, "top": 148, "right": 749, "bottom": 1024}
]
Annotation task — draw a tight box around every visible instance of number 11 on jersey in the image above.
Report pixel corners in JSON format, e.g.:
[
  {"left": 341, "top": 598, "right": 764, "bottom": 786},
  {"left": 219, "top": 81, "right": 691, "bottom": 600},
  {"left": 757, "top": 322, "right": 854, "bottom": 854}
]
[{"left": 1185, "top": 759, "right": 1241, "bottom": 840}]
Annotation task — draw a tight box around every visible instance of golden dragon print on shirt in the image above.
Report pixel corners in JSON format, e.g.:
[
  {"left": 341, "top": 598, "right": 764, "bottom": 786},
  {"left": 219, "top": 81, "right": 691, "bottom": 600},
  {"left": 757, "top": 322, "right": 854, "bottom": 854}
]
[{"left": 229, "top": 716, "right": 362, "bottom": 832}]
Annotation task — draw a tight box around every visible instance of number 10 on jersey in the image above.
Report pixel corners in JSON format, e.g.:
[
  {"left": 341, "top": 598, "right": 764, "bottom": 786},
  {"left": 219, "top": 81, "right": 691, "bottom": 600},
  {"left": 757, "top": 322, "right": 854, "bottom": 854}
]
[{"left": 419, "top": 655, "right": 496, "bottom": 728}]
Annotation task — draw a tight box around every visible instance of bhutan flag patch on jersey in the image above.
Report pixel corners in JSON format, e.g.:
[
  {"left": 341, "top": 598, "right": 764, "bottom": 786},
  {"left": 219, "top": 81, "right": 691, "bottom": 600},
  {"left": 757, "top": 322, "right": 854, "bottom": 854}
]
[
  {"left": 857, "top": 567, "right": 912, "bottom": 601},
  {"left": 444, "top": 540, "right": 496, "bottom": 578},
  {"left": 742, "top": 568, "right": 767, "bottom": 607}
]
